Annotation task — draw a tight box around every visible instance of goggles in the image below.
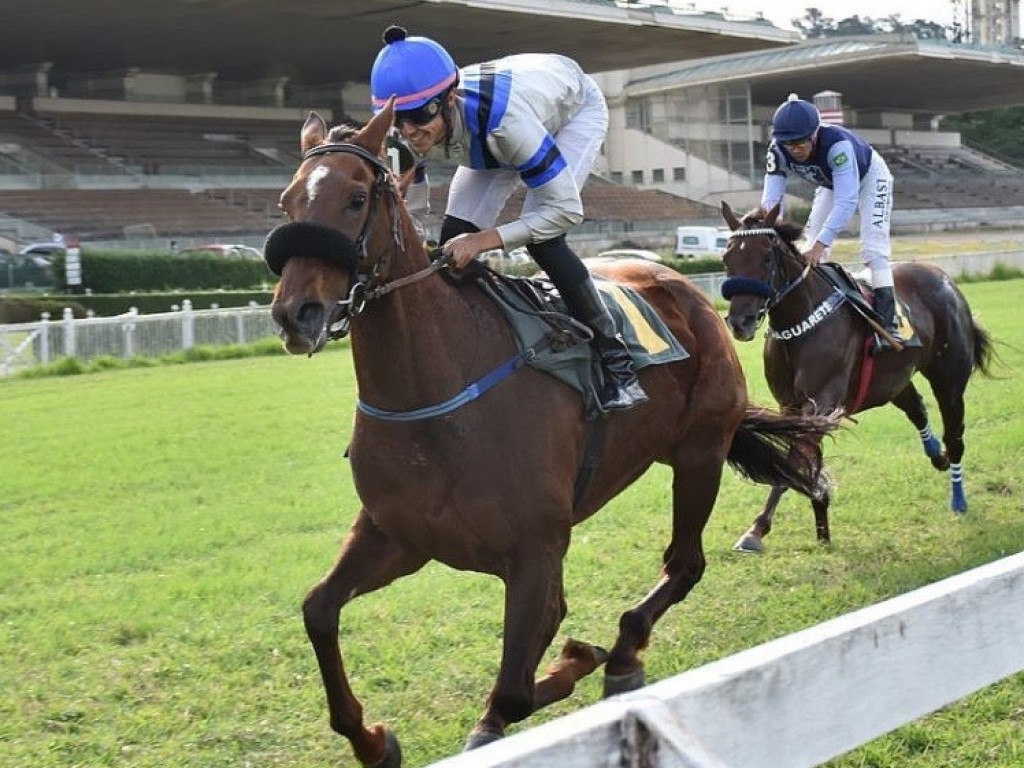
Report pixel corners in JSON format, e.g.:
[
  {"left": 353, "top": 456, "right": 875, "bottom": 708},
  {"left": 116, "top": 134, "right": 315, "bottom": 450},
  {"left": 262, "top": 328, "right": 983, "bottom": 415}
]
[
  {"left": 781, "top": 136, "right": 813, "bottom": 150},
  {"left": 395, "top": 96, "right": 444, "bottom": 127}
]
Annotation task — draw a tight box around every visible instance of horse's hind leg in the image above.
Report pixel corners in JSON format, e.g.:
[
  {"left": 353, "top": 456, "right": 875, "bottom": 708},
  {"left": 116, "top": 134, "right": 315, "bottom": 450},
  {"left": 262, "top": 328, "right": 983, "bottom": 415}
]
[
  {"left": 604, "top": 443, "right": 720, "bottom": 695},
  {"left": 892, "top": 383, "right": 947, "bottom": 470},
  {"left": 303, "top": 509, "right": 427, "bottom": 768},
  {"left": 926, "top": 373, "right": 972, "bottom": 514}
]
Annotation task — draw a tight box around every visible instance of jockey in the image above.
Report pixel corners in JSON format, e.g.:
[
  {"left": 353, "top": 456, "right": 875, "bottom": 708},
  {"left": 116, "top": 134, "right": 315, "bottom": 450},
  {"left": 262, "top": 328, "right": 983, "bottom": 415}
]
[
  {"left": 370, "top": 25, "right": 647, "bottom": 411},
  {"left": 761, "top": 93, "right": 903, "bottom": 352}
]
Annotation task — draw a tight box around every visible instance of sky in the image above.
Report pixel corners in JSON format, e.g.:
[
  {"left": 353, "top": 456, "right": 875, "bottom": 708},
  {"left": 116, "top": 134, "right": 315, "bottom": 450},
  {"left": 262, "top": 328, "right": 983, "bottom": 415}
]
[{"left": 702, "top": 0, "right": 958, "bottom": 31}]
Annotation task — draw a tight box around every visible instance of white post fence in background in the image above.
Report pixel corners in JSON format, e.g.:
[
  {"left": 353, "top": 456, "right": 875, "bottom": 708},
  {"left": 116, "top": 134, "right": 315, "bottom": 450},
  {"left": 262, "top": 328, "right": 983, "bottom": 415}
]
[
  {"left": 0, "top": 302, "right": 280, "bottom": 376},
  {"left": 429, "top": 552, "right": 1024, "bottom": 768}
]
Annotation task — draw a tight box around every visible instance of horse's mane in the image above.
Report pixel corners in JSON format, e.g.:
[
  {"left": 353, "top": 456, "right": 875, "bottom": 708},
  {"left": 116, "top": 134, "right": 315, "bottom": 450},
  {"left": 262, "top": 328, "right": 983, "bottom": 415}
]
[
  {"left": 326, "top": 124, "right": 362, "bottom": 143},
  {"left": 740, "top": 209, "right": 804, "bottom": 245}
]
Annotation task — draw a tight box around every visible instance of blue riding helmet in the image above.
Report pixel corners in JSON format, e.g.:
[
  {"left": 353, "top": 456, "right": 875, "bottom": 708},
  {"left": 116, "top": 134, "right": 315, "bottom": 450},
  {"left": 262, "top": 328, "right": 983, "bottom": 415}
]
[
  {"left": 771, "top": 94, "right": 820, "bottom": 143},
  {"left": 371, "top": 25, "right": 458, "bottom": 113}
]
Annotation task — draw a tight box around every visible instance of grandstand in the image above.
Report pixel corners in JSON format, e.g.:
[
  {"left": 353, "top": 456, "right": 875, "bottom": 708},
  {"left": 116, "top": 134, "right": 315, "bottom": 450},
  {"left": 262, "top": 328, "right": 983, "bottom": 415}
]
[{"left": 1, "top": 1, "right": 1024, "bottom": 254}]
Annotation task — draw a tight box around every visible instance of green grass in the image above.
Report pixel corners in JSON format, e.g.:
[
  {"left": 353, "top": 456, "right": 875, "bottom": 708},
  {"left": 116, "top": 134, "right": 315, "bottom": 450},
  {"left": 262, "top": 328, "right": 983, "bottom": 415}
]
[{"left": 1, "top": 280, "right": 1022, "bottom": 767}]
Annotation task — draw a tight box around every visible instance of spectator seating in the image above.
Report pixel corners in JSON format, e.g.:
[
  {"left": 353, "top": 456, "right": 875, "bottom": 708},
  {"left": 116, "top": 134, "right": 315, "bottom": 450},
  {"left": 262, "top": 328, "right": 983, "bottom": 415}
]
[
  {"left": 0, "top": 189, "right": 276, "bottom": 240},
  {"left": 877, "top": 145, "right": 1024, "bottom": 210},
  {"left": 34, "top": 111, "right": 299, "bottom": 174}
]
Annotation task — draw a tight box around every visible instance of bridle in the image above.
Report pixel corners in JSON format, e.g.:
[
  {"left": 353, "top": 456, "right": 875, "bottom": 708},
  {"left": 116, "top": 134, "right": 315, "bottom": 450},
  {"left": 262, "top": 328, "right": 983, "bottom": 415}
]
[
  {"left": 266, "top": 141, "right": 450, "bottom": 340},
  {"left": 720, "top": 225, "right": 813, "bottom": 328}
]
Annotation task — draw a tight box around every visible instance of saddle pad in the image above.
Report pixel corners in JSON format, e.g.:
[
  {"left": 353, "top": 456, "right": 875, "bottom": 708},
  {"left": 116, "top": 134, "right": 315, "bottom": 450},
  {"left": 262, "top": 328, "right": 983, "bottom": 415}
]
[
  {"left": 485, "top": 274, "right": 689, "bottom": 402},
  {"left": 822, "top": 264, "right": 920, "bottom": 347},
  {"left": 596, "top": 280, "right": 690, "bottom": 369}
]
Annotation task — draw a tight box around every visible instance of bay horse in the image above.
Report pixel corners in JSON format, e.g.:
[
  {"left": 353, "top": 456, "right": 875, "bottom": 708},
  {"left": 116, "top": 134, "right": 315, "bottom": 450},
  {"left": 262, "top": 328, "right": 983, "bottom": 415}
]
[
  {"left": 266, "top": 103, "right": 838, "bottom": 768},
  {"left": 720, "top": 202, "right": 994, "bottom": 554}
]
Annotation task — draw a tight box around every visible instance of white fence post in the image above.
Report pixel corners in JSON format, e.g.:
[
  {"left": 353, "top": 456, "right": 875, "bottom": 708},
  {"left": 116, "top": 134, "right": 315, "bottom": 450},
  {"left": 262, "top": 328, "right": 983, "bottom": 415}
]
[
  {"left": 122, "top": 307, "right": 138, "bottom": 359},
  {"left": 181, "top": 299, "right": 194, "bottom": 349},
  {"left": 39, "top": 311, "right": 50, "bottom": 364},
  {"left": 62, "top": 307, "right": 76, "bottom": 358}
]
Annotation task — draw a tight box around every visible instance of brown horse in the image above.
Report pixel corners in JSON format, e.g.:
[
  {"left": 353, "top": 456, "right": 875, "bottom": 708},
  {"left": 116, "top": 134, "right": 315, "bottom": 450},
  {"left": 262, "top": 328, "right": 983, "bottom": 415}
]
[
  {"left": 720, "top": 202, "right": 994, "bottom": 553},
  {"left": 265, "top": 104, "right": 837, "bottom": 768}
]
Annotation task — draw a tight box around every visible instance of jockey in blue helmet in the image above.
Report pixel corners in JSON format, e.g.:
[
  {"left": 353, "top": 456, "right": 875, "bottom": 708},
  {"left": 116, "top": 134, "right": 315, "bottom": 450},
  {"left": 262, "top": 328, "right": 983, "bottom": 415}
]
[
  {"left": 771, "top": 95, "right": 820, "bottom": 143},
  {"left": 761, "top": 94, "right": 902, "bottom": 353},
  {"left": 368, "top": 26, "right": 648, "bottom": 410},
  {"left": 370, "top": 26, "right": 459, "bottom": 154}
]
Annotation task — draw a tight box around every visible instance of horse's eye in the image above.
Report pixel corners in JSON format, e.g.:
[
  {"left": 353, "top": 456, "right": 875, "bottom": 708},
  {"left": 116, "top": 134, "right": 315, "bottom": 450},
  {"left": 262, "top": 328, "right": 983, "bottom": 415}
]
[{"left": 349, "top": 193, "right": 367, "bottom": 211}]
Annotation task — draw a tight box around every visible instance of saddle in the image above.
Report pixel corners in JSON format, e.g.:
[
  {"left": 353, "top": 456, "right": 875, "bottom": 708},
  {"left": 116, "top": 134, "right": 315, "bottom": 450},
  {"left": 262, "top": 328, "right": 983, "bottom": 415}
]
[
  {"left": 456, "top": 262, "right": 689, "bottom": 412},
  {"left": 817, "top": 263, "right": 921, "bottom": 350}
]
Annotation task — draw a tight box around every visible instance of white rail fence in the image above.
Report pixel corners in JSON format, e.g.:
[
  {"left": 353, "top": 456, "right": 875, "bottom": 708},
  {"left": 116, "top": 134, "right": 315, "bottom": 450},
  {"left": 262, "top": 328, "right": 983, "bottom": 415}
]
[
  {"left": 0, "top": 300, "right": 279, "bottom": 376},
  {"left": 429, "top": 552, "right": 1024, "bottom": 768}
]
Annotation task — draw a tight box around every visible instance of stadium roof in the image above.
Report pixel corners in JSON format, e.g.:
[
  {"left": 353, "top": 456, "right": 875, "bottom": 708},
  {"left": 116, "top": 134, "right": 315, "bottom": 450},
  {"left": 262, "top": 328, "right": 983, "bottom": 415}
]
[
  {"left": 0, "top": 0, "right": 794, "bottom": 86},
  {"left": 626, "top": 35, "right": 1024, "bottom": 115}
]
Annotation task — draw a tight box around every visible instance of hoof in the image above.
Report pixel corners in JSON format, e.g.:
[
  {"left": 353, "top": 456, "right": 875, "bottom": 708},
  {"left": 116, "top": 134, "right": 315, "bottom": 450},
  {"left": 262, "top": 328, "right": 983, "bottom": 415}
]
[
  {"left": 603, "top": 666, "right": 645, "bottom": 697},
  {"left": 733, "top": 533, "right": 764, "bottom": 554},
  {"left": 931, "top": 454, "right": 950, "bottom": 472},
  {"left": 464, "top": 728, "right": 503, "bottom": 751},
  {"left": 367, "top": 728, "right": 402, "bottom": 768}
]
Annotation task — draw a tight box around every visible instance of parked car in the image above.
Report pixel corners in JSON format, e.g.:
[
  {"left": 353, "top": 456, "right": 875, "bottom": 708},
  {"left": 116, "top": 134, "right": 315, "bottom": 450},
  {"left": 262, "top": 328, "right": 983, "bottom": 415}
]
[
  {"left": 19, "top": 242, "right": 66, "bottom": 259},
  {"left": 178, "top": 243, "right": 263, "bottom": 260},
  {"left": 480, "top": 246, "right": 531, "bottom": 267},
  {"left": 675, "top": 226, "right": 730, "bottom": 258},
  {"left": 0, "top": 249, "right": 56, "bottom": 289},
  {"left": 592, "top": 248, "right": 663, "bottom": 262}
]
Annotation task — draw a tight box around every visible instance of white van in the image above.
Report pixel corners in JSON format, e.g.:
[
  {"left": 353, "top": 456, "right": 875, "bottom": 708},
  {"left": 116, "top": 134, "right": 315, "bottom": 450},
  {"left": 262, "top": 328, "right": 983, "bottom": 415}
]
[{"left": 675, "top": 226, "right": 730, "bottom": 258}]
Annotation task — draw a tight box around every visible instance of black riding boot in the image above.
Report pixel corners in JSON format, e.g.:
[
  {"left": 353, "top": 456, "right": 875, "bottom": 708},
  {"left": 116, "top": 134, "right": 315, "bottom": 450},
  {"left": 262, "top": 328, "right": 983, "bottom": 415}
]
[
  {"left": 562, "top": 278, "right": 649, "bottom": 411},
  {"left": 872, "top": 286, "right": 905, "bottom": 354}
]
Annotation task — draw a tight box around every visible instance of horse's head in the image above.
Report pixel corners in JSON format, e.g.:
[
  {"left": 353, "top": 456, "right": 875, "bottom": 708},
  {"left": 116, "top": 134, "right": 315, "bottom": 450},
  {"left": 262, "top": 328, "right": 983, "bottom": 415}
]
[
  {"left": 267, "top": 101, "right": 417, "bottom": 355},
  {"left": 719, "top": 202, "right": 805, "bottom": 342}
]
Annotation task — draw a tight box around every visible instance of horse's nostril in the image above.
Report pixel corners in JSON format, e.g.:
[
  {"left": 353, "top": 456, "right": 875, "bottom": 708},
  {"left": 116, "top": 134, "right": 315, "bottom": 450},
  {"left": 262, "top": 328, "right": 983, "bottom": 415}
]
[{"left": 297, "top": 302, "right": 326, "bottom": 332}]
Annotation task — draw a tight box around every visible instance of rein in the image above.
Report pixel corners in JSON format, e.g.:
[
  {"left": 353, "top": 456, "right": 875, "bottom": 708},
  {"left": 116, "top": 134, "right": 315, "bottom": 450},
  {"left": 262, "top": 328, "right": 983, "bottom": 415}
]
[{"left": 300, "top": 142, "right": 550, "bottom": 422}]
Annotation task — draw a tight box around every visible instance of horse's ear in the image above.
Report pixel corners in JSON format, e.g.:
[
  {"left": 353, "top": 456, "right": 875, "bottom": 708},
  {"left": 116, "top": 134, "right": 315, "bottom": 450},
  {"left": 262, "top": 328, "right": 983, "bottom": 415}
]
[
  {"left": 358, "top": 97, "right": 395, "bottom": 158},
  {"left": 301, "top": 112, "right": 327, "bottom": 154},
  {"left": 395, "top": 165, "right": 417, "bottom": 199},
  {"left": 764, "top": 203, "right": 782, "bottom": 227},
  {"left": 721, "top": 201, "right": 742, "bottom": 231}
]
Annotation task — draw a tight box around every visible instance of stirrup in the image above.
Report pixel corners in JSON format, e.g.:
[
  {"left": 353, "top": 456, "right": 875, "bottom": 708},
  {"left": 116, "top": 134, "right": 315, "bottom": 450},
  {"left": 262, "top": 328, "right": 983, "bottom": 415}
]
[
  {"left": 598, "top": 376, "right": 649, "bottom": 411},
  {"left": 871, "top": 329, "right": 904, "bottom": 355}
]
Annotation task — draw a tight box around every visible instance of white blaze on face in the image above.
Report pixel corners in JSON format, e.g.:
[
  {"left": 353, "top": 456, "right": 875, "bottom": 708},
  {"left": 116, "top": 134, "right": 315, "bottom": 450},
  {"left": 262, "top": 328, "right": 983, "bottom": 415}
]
[{"left": 306, "top": 166, "right": 330, "bottom": 203}]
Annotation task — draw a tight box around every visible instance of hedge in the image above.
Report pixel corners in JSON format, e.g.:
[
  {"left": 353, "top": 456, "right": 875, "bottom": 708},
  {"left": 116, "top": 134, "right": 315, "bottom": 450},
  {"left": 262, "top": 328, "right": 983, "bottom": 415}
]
[{"left": 48, "top": 248, "right": 274, "bottom": 294}]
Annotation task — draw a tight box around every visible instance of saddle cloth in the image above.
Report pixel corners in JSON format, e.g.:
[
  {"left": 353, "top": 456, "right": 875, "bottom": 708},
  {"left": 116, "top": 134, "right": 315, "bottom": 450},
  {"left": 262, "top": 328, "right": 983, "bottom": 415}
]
[
  {"left": 819, "top": 263, "right": 921, "bottom": 348},
  {"left": 475, "top": 269, "right": 689, "bottom": 406}
]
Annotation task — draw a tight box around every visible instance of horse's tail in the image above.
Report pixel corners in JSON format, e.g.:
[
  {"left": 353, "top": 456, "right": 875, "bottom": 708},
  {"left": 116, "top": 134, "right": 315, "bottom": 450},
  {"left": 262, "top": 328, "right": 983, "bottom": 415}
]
[
  {"left": 727, "top": 406, "right": 842, "bottom": 497},
  {"left": 971, "top": 317, "right": 997, "bottom": 377}
]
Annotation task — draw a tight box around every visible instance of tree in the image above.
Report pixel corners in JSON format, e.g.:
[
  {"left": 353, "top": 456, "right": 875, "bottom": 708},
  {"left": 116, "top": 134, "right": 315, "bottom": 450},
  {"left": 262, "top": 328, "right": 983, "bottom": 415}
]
[
  {"left": 792, "top": 7, "right": 832, "bottom": 38},
  {"left": 792, "top": 8, "right": 955, "bottom": 40},
  {"left": 941, "top": 107, "right": 1024, "bottom": 167}
]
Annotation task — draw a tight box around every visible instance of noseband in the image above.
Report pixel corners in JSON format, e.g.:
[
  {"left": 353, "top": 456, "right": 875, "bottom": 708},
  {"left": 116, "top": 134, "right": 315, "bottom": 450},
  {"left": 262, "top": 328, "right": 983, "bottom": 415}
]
[
  {"left": 265, "top": 141, "right": 448, "bottom": 340},
  {"left": 720, "top": 226, "right": 811, "bottom": 327}
]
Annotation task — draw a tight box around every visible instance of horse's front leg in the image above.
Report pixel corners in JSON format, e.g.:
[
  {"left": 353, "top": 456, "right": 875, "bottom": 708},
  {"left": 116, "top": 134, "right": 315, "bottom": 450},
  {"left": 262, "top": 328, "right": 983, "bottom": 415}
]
[
  {"left": 733, "top": 485, "right": 787, "bottom": 553},
  {"left": 303, "top": 509, "right": 427, "bottom": 768},
  {"left": 465, "top": 544, "right": 571, "bottom": 750},
  {"left": 735, "top": 404, "right": 830, "bottom": 552}
]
